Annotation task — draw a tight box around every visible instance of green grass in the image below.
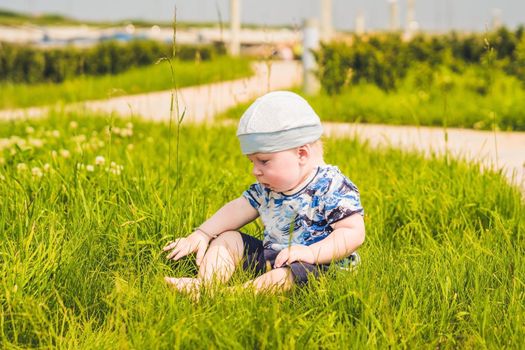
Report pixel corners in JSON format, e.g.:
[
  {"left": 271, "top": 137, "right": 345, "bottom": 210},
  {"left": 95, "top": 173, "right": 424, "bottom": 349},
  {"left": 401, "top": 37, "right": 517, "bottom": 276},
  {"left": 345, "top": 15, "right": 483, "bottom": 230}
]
[
  {"left": 0, "top": 56, "right": 252, "bottom": 110},
  {"left": 219, "top": 64, "right": 525, "bottom": 131},
  {"left": 311, "top": 65, "right": 525, "bottom": 131},
  {"left": 1, "top": 112, "right": 524, "bottom": 348}
]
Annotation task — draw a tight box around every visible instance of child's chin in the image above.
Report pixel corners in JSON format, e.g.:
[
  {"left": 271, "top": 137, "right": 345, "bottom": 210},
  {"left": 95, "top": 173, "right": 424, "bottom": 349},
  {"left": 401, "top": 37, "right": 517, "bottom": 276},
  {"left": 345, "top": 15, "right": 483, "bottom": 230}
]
[{"left": 263, "top": 183, "right": 277, "bottom": 191}]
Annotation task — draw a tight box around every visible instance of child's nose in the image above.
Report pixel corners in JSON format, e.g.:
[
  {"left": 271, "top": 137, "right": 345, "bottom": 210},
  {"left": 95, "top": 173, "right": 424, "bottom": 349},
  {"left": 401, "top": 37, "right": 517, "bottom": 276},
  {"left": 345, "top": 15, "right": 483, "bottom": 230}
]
[{"left": 252, "top": 165, "right": 263, "bottom": 177}]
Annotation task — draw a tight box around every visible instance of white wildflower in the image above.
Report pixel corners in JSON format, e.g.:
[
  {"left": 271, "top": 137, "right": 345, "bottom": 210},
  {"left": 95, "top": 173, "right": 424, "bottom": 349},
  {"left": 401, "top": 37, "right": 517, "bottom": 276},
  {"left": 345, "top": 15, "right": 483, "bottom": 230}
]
[
  {"left": 29, "top": 138, "right": 44, "bottom": 148},
  {"left": 73, "top": 134, "right": 87, "bottom": 143},
  {"left": 17, "top": 163, "right": 27, "bottom": 172},
  {"left": 86, "top": 164, "right": 95, "bottom": 172},
  {"left": 69, "top": 121, "right": 78, "bottom": 129},
  {"left": 32, "top": 167, "right": 43, "bottom": 178},
  {"left": 95, "top": 156, "right": 105, "bottom": 166},
  {"left": 109, "top": 167, "right": 121, "bottom": 175},
  {"left": 43, "top": 163, "right": 51, "bottom": 172},
  {"left": 121, "top": 128, "right": 133, "bottom": 137},
  {"left": 106, "top": 162, "right": 123, "bottom": 175},
  {"left": 52, "top": 130, "right": 60, "bottom": 138},
  {"left": 59, "top": 149, "right": 70, "bottom": 158},
  {"left": 126, "top": 122, "right": 134, "bottom": 129},
  {"left": 51, "top": 150, "right": 58, "bottom": 159},
  {"left": 25, "top": 126, "right": 35, "bottom": 134},
  {"left": 11, "top": 136, "right": 26, "bottom": 148}
]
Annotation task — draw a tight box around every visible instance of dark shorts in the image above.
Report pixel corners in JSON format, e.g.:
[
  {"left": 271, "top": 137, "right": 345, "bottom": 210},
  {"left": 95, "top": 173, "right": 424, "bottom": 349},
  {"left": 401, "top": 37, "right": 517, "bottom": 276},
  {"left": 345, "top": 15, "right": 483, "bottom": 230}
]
[{"left": 239, "top": 232, "right": 332, "bottom": 286}]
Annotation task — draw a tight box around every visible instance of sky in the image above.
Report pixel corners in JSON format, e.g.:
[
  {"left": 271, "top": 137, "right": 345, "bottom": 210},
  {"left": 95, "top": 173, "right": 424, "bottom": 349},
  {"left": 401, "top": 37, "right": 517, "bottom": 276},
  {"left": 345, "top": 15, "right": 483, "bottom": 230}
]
[{"left": 0, "top": 0, "right": 523, "bottom": 32}]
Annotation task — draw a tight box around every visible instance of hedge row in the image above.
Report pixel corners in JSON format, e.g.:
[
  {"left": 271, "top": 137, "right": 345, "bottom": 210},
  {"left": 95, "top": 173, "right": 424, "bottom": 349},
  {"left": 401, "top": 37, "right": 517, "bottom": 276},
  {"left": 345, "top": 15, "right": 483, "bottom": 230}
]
[
  {"left": 316, "top": 26, "right": 525, "bottom": 94},
  {"left": 0, "top": 40, "right": 226, "bottom": 84}
]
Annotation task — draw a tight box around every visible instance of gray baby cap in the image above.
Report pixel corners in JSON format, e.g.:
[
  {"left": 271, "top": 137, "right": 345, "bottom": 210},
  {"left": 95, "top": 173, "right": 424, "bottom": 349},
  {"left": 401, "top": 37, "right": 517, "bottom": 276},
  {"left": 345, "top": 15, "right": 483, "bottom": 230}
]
[{"left": 236, "top": 91, "right": 323, "bottom": 155}]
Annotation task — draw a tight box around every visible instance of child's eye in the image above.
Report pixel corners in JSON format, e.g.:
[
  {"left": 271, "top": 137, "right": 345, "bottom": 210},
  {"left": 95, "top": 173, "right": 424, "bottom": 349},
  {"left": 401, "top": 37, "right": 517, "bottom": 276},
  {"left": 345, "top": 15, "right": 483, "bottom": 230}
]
[{"left": 260, "top": 160, "right": 269, "bottom": 165}]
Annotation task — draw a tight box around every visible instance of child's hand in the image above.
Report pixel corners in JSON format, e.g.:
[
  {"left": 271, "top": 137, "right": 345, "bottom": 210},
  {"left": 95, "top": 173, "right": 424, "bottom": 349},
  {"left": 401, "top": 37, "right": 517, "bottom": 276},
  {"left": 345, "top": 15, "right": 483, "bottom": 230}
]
[
  {"left": 163, "top": 231, "right": 210, "bottom": 266},
  {"left": 274, "top": 245, "right": 316, "bottom": 268}
]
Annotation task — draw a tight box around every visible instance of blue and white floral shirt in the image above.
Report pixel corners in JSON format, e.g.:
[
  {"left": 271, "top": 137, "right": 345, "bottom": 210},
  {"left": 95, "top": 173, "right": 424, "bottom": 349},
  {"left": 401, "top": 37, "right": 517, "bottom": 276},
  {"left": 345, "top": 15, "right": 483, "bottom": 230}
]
[{"left": 242, "top": 165, "right": 364, "bottom": 253}]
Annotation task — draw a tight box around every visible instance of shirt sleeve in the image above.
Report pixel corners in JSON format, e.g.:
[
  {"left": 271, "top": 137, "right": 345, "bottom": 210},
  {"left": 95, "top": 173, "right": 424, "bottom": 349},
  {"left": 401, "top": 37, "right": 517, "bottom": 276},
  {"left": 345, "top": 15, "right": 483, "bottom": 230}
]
[
  {"left": 242, "top": 183, "right": 264, "bottom": 209},
  {"left": 323, "top": 176, "right": 364, "bottom": 225}
]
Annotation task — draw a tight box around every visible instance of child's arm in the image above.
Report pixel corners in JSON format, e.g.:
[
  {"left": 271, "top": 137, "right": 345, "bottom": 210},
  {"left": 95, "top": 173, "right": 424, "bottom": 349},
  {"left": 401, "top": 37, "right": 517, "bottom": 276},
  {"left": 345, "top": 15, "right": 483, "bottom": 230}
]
[
  {"left": 163, "top": 197, "right": 258, "bottom": 265},
  {"left": 274, "top": 213, "right": 365, "bottom": 267},
  {"left": 199, "top": 196, "right": 259, "bottom": 237}
]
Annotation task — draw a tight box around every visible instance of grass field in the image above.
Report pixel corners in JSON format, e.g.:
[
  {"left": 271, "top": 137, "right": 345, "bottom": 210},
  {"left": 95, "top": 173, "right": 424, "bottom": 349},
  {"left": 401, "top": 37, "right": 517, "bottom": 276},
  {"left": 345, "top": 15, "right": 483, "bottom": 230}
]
[
  {"left": 1, "top": 111, "right": 523, "bottom": 348},
  {"left": 0, "top": 56, "right": 252, "bottom": 110},
  {"left": 219, "top": 65, "right": 525, "bottom": 131}
]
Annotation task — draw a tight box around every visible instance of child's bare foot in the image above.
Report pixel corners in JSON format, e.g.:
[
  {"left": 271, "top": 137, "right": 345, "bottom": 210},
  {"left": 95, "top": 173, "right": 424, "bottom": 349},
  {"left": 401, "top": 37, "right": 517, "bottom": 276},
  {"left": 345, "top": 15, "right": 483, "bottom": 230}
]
[{"left": 164, "top": 277, "right": 201, "bottom": 298}]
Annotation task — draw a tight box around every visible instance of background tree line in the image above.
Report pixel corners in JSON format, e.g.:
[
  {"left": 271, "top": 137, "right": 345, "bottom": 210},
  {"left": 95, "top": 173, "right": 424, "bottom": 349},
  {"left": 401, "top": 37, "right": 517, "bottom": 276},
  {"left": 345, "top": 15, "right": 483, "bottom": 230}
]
[
  {"left": 0, "top": 39, "right": 225, "bottom": 84},
  {"left": 317, "top": 26, "right": 525, "bottom": 95}
]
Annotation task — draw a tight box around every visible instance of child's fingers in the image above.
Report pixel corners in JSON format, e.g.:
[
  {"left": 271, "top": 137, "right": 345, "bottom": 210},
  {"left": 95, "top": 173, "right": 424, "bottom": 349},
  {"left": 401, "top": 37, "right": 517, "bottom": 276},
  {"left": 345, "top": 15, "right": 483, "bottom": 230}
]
[
  {"left": 166, "top": 247, "right": 180, "bottom": 260},
  {"left": 171, "top": 247, "right": 191, "bottom": 261},
  {"left": 195, "top": 242, "right": 207, "bottom": 266},
  {"left": 165, "top": 242, "right": 188, "bottom": 260},
  {"left": 163, "top": 238, "right": 183, "bottom": 251},
  {"left": 274, "top": 249, "right": 289, "bottom": 268},
  {"left": 166, "top": 247, "right": 186, "bottom": 260}
]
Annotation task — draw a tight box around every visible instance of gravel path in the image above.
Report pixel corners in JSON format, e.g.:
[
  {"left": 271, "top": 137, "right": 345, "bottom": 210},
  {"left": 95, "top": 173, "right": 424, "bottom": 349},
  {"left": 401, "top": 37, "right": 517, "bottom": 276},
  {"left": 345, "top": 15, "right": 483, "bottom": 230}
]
[{"left": 1, "top": 60, "right": 523, "bottom": 191}]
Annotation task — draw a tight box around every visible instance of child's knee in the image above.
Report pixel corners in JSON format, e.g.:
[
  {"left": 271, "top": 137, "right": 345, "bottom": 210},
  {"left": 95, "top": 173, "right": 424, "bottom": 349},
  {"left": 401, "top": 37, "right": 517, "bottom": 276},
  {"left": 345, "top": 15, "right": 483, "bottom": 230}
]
[
  {"left": 252, "top": 267, "right": 294, "bottom": 291},
  {"left": 206, "top": 231, "right": 244, "bottom": 262}
]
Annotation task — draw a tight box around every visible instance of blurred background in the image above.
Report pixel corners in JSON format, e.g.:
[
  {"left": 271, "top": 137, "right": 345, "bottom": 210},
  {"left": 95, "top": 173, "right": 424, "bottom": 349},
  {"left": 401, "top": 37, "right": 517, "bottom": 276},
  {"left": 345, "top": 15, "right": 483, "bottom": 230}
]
[
  {"left": 0, "top": 0, "right": 522, "bottom": 32},
  {"left": 0, "top": 0, "right": 522, "bottom": 48},
  {"left": 1, "top": 0, "right": 524, "bottom": 134}
]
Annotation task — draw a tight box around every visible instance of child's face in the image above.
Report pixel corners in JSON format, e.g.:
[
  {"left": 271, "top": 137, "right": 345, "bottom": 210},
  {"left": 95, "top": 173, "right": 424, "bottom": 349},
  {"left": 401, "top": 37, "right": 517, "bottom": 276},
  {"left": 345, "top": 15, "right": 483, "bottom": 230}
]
[{"left": 247, "top": 148, "right": 307, "bottom": 193}]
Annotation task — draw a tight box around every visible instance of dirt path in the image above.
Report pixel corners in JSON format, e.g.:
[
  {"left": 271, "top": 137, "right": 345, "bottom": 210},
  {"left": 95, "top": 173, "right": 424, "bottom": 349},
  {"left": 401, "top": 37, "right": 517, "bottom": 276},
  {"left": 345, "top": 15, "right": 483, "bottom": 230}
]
[
  {"left": 1, "top": 60, "right": 523, "bottom": 191},
  {"left": 0, "top": 61, "right": 302, "bottom": 123},
  {"left": 323, "top": 122, "right": 525, "bottom": 191}
]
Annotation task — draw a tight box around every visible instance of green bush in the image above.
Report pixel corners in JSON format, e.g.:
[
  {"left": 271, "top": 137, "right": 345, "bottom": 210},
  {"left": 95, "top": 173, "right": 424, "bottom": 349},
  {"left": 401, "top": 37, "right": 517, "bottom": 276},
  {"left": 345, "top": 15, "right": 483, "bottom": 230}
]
[
  {"left": 317, "top": 26, "right": 525, "bottom": 95},
  {"left": 0, "top": 40, "right": 224, "bottom": 84}
]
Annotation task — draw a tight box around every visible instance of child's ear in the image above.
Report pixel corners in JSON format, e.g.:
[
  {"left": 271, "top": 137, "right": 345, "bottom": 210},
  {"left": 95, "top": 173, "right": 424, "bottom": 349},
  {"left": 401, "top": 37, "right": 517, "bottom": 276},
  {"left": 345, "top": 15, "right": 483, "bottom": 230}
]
[{"left": 297, "top": 145, "right": 310, "bottom": 163}]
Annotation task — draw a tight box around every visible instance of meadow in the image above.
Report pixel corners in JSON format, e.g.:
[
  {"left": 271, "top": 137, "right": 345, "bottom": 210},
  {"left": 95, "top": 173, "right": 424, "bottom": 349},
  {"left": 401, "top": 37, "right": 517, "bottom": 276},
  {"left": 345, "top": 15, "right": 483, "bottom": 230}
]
[
  {"left": 310, "top": 66, "right": 525, "bottom": 131},
  {"left": 0, "top": 56, "right": 252, "bottom": 110},
  {"left": 1, "top": 110, "right": 523, "bottom": 348},
  {"left": 219, "top": 64, "right": 525, "bottom": 131},
  {"left": 310, "top": 29, "right": 525, "bottom": 131}
]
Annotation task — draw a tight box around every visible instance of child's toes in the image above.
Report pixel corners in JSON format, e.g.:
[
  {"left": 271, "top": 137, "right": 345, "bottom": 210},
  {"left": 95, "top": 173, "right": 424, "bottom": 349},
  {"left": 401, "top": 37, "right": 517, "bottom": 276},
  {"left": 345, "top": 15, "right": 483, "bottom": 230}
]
[{"left": 164, "top": 276, "right": 178, "bottom": 285}]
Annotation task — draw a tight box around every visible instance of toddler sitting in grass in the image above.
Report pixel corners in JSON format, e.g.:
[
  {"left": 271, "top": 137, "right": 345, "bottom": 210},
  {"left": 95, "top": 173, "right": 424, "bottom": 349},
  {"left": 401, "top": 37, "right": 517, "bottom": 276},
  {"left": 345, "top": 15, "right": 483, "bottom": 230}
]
[{"left": 163, "top": 91, "right": 365, "bottom": 293}]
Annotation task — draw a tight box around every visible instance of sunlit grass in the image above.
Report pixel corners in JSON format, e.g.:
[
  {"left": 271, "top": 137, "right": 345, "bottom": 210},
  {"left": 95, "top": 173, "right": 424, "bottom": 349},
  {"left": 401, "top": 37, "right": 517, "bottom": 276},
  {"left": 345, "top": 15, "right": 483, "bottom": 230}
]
[
  {"left": 0, "top": 56, "right": 252, "bottom": 110},
  {"left": 316, "top": 65, "right": 525, "bottom": 131},
  {"left": 1, "top": 111, "right": 523, "bottom": 348},
  {"left": 218, "top": 65, "right": 525, "bottom": 131}
]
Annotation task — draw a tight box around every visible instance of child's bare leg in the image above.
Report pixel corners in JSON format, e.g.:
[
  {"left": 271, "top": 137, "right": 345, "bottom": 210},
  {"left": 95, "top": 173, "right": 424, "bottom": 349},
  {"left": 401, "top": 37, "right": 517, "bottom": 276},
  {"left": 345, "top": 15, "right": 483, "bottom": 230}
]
[
  {"left": 245, "top": 267, "right": 294, "bottom": 293},
  {"left": 198, "top": 230, "right": 244, "bottom": 283},
  {"left": 165, "top": 231, "right": 244, "bottom": 292}
]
